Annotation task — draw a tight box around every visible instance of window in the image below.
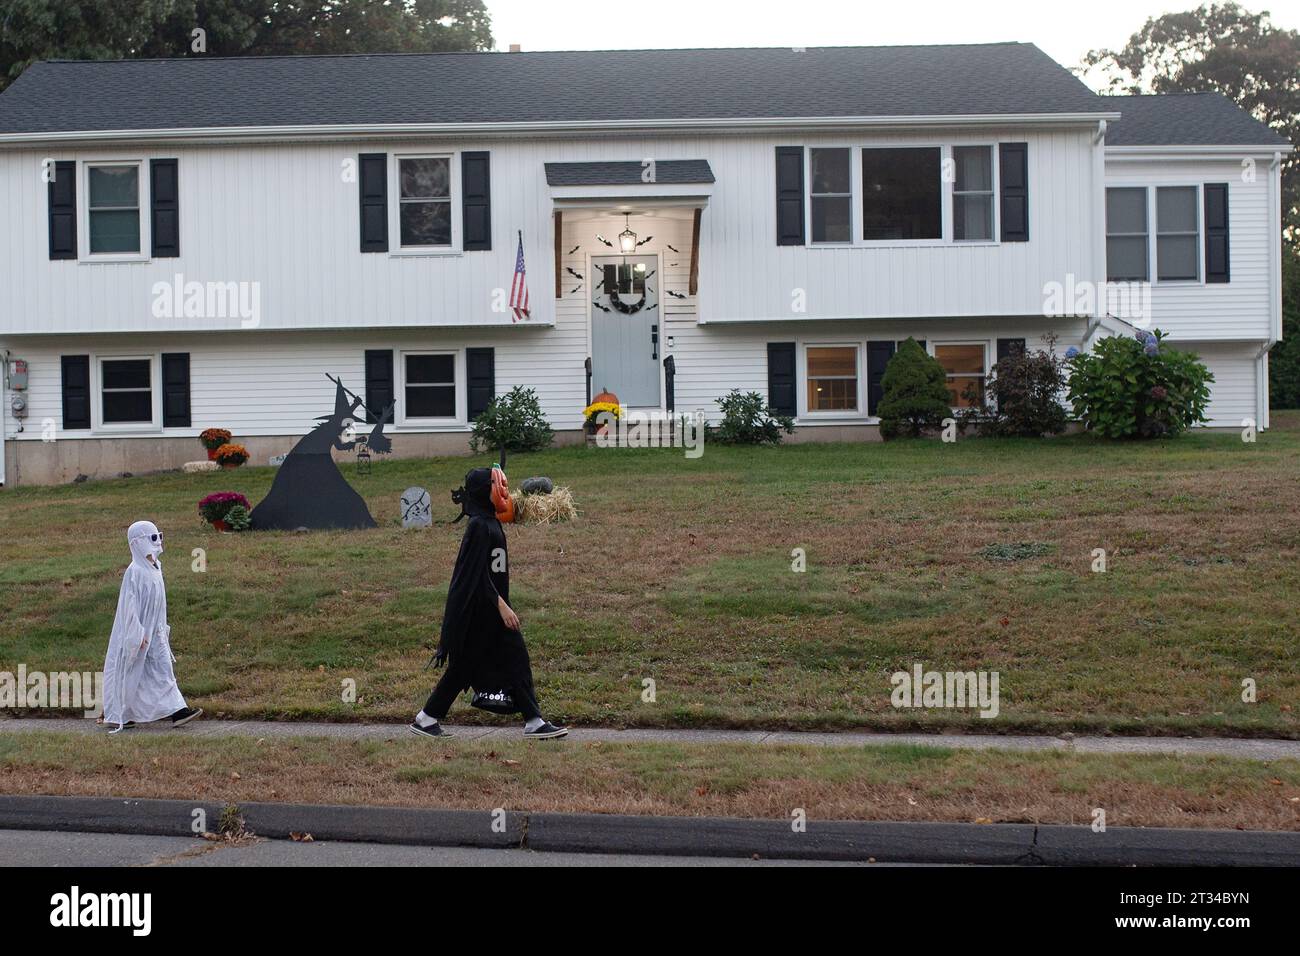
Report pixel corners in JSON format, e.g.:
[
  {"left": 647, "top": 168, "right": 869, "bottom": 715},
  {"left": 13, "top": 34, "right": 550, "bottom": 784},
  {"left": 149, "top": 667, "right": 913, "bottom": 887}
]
[
  {"left": 934, "top": 344, "right": 986, "bottom": 408},
  {"left": 100, "top": 358, "right": 153, "bottom": 424},
  {"left": 861, "top": 147, "right": 941, "bottom": 240},
  {"left": 809, "top": 148, "right": 851, "bottom": 243},
  {"left": 806, "top": 346, "right": 859, "bottom": 412},
  {"left": 1156, "top": 186, "right": 1199, "bottom": 281},
  {"left": 1106, "top": 188, "right": 1148, "bottom": 281},
  {"left": 404, "top": 353, "right": 455, "bottom": 419},
  {"left": 952, "top": 146, "right": 993, "bottom": 241},
  {"left": 398, "top": 157, "right": 452, "bottom": 247},
  {"left": 87, "top": 164, "right": 141, "bottom": 254}
]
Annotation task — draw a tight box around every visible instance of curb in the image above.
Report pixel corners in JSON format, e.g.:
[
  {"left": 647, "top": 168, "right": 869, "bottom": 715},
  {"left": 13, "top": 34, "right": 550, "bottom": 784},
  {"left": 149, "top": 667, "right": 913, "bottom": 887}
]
[{"left": 2, "top": 795, "right": 1298, "bottom": 865}]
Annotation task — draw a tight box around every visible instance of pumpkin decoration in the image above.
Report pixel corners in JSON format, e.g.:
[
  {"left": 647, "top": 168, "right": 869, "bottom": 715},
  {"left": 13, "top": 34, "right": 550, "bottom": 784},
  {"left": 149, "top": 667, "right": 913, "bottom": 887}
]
[
  {"left": 592, "top": 388, "right": 620, "bottom": 406},
  {"left": 490, "top": 465, "right": 515, "bottom": 524}
]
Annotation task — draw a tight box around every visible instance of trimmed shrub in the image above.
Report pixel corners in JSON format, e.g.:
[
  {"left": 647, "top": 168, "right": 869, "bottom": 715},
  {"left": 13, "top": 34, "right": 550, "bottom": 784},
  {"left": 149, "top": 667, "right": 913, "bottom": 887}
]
[
  {"left": 1067, "top": 330, "right": 1213, "bottom": 438},
  {"left": 470, "top": 386, "right": 554, "bottom": 454},
  {"left": 982, "top": 339, "right": 1069, "bottom": 437},
  {"left": 878, "top": 338, "right": 951, "bottom": 438},
  {"left": 710, "top": 390, "right": 794, "bottom": 445}
]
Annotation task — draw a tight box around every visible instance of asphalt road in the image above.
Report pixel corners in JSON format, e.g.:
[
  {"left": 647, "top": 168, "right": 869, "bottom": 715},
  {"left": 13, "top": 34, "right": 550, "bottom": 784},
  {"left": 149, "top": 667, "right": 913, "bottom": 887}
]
[{"left": 0, "top": 829, "right": 871, "bottom": 867}]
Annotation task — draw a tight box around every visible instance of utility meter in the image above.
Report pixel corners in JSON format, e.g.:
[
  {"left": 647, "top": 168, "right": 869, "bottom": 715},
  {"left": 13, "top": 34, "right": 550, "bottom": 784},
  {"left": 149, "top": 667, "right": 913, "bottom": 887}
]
[
  {"left": 9, "top": 359, "right": 28, "bottom": 390},
  {"left": 10, "top": 393, "right": 28, "bottom": 418}
]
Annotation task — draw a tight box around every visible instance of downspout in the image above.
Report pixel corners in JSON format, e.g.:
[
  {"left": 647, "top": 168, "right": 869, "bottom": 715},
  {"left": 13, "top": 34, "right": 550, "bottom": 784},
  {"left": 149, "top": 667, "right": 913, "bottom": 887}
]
[
  {"left": 1262, "top": 151, "right": 1285, "bottom": 429},
  {"left": 0, "top": 349, "right": 8, "bottom": 486}
]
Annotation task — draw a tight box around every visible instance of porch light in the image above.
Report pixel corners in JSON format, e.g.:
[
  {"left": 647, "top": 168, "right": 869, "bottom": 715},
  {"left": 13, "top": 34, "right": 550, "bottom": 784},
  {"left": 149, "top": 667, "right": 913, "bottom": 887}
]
[{"left": 618, "top": 214, "right": 638, "bottom": 254}]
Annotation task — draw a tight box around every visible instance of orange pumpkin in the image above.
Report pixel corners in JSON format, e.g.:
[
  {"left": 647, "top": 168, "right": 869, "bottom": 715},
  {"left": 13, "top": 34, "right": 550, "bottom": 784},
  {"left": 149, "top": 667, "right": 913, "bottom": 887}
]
[{"left": 592, "top": 387, "right": 620, "bottom": 406}]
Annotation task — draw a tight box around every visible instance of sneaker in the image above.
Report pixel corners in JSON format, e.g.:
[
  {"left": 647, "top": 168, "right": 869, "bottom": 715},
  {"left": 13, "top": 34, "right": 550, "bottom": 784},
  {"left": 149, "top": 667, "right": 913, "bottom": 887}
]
[
  {"left": 170, "top": 707, "right": 202, "bottom": 727},
  {"left": 409, "top": 720, "right": 454, "bottom": 739},
  {"left": 107, "top": 721, "right": 135, "bottom": 735},
  {"left": 524, "top": 721, "right": 568, "bottom": 740}
]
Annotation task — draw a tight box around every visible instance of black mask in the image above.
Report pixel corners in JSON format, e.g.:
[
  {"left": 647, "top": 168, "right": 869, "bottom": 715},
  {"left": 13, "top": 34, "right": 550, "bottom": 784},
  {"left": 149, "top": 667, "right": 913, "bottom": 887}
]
[{"left": 451, "top": 467, "right": 495, "bottom": 522}]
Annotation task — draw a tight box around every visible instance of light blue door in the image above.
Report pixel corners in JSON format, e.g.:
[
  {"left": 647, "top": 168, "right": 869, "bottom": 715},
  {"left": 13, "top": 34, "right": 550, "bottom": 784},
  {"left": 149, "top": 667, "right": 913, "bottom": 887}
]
[{"left": 591, "top": 256, "right": 661, "bottom": 407}]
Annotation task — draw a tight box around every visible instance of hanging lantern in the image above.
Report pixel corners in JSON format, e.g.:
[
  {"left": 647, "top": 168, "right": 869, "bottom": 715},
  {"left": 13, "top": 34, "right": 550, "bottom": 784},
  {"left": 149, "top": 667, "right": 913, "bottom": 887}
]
[{"left": 618, "top": 213, "right": 638, "bottom": 254}]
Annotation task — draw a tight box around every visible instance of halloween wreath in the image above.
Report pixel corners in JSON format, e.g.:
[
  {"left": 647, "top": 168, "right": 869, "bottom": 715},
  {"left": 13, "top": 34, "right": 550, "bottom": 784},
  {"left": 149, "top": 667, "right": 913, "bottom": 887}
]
[{"left": 607, "top": 287, "right": 649, "bottom": 314}]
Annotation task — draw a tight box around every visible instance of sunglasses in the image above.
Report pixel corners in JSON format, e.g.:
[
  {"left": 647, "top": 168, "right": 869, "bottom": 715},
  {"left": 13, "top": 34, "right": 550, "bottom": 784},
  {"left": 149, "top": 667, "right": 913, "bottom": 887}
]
[{"left": 150, "top": 532, "right": 164, "bottom": 543}]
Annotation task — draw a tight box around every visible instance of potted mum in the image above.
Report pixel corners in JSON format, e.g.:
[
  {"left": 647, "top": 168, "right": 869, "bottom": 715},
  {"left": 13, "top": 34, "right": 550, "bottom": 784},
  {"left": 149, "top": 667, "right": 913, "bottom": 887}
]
[
  {"left": 214, "top": 443, "right": 250, "bottom": 469},
  {"left": 582, "top": 389, "right": 622, "bottom": 439},
  {"left": 199, "top": 428, "right": 233, "bottom": 461},
  {"left": 199, "top": 492, "right": 251, "bottom": 532}
]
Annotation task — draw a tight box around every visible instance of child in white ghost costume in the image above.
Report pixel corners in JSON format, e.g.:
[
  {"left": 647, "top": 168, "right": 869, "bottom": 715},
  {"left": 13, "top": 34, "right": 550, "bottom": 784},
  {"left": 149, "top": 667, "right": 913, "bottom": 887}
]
[{"left": 101, "top": 521, "right": 201, "bottom": 733}]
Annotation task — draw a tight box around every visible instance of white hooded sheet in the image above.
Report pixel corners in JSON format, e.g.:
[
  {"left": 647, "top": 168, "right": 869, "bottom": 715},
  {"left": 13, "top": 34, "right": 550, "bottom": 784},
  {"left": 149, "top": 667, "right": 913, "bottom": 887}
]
[{"left": 101, "top": 520, "right": 187, "bottom": 726}]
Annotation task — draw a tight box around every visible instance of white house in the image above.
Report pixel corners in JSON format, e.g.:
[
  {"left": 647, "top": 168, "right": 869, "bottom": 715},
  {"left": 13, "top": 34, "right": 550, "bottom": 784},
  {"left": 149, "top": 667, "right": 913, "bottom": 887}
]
[{"left": 0, "top": 44, "right": 1290, "bottom": 485}]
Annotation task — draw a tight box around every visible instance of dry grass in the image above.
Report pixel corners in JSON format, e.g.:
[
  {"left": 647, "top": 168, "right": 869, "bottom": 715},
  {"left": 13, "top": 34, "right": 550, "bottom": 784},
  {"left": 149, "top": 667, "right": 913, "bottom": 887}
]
[
  {"left": 2, "top": 731, "right": 1298, "bottom": 830},
  {"left": 2, "top": 413, "right": 1298, "bottom": 734}
]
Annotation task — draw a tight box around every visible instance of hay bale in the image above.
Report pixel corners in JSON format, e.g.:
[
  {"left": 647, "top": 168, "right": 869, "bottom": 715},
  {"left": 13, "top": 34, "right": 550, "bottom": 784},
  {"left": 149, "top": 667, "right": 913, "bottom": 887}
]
[{"left": 510, "top": 486, "right": 576, "bottom": 525}]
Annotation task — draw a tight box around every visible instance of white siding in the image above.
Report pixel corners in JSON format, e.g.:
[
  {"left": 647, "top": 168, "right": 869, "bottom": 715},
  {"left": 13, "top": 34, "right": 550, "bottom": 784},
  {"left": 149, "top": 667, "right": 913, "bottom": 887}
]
[
  {"left": 0, "top": 127, "right": 1103, "bottom": 336},
  {"left": 1103, "top": 155, "right": 1276, "bottom": 342},
  {"left": 1184, "top": 340, "right": 1262, "bottom": 427}
]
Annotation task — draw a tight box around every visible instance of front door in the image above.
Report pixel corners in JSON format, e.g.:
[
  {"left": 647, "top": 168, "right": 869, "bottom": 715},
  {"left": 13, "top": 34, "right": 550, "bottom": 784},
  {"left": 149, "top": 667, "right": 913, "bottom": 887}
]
[{"left": 591, "top": 255, "right": 660, "bottom": 408}]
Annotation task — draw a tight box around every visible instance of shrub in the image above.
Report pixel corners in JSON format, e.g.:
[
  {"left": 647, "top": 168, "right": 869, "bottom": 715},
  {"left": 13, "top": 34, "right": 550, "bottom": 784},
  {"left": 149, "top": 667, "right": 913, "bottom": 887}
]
[
  {"left": 470, "top": 386, "right": 554, "bottom": 454},
  {"left": 1067, "top": 330, "right": 1213, "bottom": 438},
  {"left": 982, "top": 338, "right": 1069, "bottom": 437},
  {"left": 224, "top": 504, "right": 252, "bottom": 532},
  {"left": 709, "top": 390, "right": 794, "bottom": 445},
  {"left": 198, "top": 492, "right": 251, "bottom": 524},
  {"left": 878, "top": 338, "right": 952, "bottom": 438}
]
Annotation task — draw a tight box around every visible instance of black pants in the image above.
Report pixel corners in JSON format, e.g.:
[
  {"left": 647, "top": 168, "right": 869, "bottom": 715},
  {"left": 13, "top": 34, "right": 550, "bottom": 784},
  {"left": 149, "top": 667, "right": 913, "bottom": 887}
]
[{"left": 422, "top": 663, "right": 542, "bottom": 722}]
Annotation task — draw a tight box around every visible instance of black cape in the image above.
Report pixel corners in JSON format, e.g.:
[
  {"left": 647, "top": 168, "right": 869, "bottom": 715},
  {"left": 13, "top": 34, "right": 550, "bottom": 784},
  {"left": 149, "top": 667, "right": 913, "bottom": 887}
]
[{"left": 436, "top": 468, "right": 537, "bottom": 708}]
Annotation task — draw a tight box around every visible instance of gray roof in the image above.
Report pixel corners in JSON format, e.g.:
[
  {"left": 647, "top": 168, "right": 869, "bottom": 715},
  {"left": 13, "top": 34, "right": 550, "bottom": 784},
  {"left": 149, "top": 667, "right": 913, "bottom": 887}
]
[
  {"left": 0, "top": 43, "right": 1111, "bottom": 135},
  {"left": 545, "top": 160, "right": 714, "bottom": 186},
  {"left": 1105, "top": 92, "right": 1290, "bottom": 148}
]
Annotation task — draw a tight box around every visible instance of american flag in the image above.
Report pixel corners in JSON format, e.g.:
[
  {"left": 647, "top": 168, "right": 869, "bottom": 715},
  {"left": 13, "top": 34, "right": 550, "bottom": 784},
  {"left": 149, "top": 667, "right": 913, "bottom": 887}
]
[{"left": 509, "top": 231, "right": 530, "bottom": 322}]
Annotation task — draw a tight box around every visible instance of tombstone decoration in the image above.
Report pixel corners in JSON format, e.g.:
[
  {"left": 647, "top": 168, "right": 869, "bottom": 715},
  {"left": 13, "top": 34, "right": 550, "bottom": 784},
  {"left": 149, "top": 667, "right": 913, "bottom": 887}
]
[
  {"left": 401, "top": 487, "right": 433, "bottom": 529},
  {"left": 250, "top": 375, "right": 394, "bottom": 531}
]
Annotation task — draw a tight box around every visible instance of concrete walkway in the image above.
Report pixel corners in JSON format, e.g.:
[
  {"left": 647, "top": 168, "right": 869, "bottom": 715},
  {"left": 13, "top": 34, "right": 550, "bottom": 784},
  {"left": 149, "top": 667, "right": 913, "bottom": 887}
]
[{"left": 3, "top": 716, "right": 1298, "bottom": 760}]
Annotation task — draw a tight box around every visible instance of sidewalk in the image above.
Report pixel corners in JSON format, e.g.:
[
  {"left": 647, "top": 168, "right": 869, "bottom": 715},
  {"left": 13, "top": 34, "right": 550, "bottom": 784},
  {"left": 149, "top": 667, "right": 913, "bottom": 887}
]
[{"left": 4, "top": 717, "right": 1299, "bottom": 760}]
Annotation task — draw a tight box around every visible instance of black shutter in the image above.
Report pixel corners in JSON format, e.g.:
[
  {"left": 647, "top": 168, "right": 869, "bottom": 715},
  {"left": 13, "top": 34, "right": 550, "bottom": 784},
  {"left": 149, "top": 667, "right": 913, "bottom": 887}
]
[
  {"left": 996, "top": 338, "right": 1026, "bottom": 365},
  {"left": 48, "top": 160, "right": 77, "bottom": 260},
  {"left": 61, "top": 355, "right": 90, "bottom": 430},
  {"left": 999, "top": 142, "right": 1029, "bottom": 242},
  {"left": 867, "top": 341, "right": 896, "bottom": 416},
  {"left": 767, "top": 342, "right": 797, "bottom": 416},
  {"left": 161, "top": 352, "right": 191, "bottom": 427},
  {"left": 363, "top": 349, "right": 394, "bottom": 424},
  {"left": 775, "top": 146, "right": 805, "bottom": 246},
  {"left": 466, "top": 347, "right": 496, "bottom": 420},
  {"left": 150, "top": 159, "right": 180, "bottom": 258},
  {"left": 359, "top": 153, "right": 388, "bottom": 253},
  {"left": 1204, "top": 183, "right": 1230, "bottom": 283},
  {"left": 461, "top": 151, "right": 491, "bottom": 251}
]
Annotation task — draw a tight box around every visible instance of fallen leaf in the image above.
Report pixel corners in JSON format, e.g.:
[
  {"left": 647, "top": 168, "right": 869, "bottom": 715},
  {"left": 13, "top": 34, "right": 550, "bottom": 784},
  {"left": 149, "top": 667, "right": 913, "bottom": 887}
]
[{"left": 290, "top": 832, "right": 314, "bottom": 842}]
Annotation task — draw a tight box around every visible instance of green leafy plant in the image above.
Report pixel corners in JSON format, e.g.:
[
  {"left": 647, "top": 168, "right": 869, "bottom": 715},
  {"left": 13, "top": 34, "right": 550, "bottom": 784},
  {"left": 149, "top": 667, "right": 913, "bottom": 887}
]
[
  {"left": 1067, "top": 330, "right": 1213, "bottom": 438},
  {"left": 469, "top": 386, "right": 554, "bottom": 453},
  {"left": 709, "top": 390, "right": 794, "bottom": 445},
  {"left": 878, "top": 338, "right": 952, "bottom": 439},
  {"left": 224, "top": 505, "right": 252, "bottom": 532},
  {"left": 981, "top": 337, "right": 1069, "bottom": 437}
]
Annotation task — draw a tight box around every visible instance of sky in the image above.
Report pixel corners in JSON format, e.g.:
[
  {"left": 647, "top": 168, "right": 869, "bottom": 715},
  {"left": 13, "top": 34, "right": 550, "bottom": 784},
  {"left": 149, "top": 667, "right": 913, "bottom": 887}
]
[{"left": 484, "top": 0, "right": 1300, "bottom": 86}]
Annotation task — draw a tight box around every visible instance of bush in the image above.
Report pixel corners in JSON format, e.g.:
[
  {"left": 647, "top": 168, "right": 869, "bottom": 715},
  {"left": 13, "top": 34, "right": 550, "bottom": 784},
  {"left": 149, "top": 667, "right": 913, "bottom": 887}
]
[
  {"left": 224, "top": 504, "right": 252, "bottom": 532},
  {"left": 982, "top": 338, "right": 1069, "bottom": 437},
  {"left": 469, "top": 386, "right": 554, "bottom": 454},
  {"left": 878, "top": 338, "right": 952, "bottom": 438},
  {"left": 1067, "top": 330, "right": 1213, "bottom": 438},
  {"left": 710, "top": 390, "right": 794, "bottom": 445},
  {"left": 1268, "top": 252, "right": 1300, "bottom": 409}
]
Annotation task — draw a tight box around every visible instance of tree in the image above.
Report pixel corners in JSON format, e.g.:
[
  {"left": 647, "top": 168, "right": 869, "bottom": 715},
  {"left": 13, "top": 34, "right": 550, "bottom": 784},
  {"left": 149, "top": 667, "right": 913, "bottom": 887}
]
[
  {"left": 0, "top": 0, "right": 494, "bottom": 92},
  {"left": 1082, "top": 3, "right": 1298, "bottom": 239},
  {"left": 1269, "top": 252, "right": 1300, "bottom": 408},
  {"left": 877, "top": 338, "right": 952, "bottom": 439}
]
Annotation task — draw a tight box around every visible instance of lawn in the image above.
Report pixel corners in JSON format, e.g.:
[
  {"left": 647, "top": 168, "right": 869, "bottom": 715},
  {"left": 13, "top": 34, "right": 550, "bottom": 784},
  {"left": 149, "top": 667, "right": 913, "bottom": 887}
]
[
  {"left": 3, "top": 732, "right": 1298, "bottom": 830},
  {"left": 1, "top": 413, "right": 1298, "bottom": 736}
]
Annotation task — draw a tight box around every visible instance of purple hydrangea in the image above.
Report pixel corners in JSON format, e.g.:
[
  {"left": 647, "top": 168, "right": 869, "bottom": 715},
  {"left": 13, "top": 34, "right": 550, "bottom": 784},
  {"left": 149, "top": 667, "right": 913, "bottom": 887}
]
[
  {"left": 1065, "top": 346, "right": 1080, "bottom": 359},
  {"left": 1150, "top": 385, "right": 1168, "bottom": 400},
  {"left": 1144, "top": 340, "right": 1159, "bottom": 356}
]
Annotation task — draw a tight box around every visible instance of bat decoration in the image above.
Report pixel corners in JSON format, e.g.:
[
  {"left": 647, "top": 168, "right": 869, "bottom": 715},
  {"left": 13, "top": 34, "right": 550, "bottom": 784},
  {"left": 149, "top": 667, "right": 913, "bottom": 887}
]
[
  {"left": 569, "top": 282, "right": 584, "bottom": 294},
  {"left": 566, "top": 267, "right": 584, "bottom": 280},
  {"left": 635, "top": 235, "right": 654, "bottom": 247},
  {"left": 666, "top": 244, "right": 680, "bottom": 253},
  {"left": 568, "top": 245, "right": 581, "bottom": 255},
  {"left": 592, "top": 300, "right": 612, "bottom": 313},
  {"left": 643, "top": 269, "right": 658, "bottom": 281},
  {"left": 594, "top": 234, "right": 614, "bottom": 248},
  {"left": 667, "top": 289, "right": 687, "bottom": 299}
]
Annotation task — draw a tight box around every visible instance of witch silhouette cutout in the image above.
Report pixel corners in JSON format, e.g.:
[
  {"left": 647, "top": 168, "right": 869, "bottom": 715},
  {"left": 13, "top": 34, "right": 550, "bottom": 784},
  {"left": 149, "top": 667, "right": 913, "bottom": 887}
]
[{"left": 250, "top": 375, "right": 394, "bottom": 531}]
